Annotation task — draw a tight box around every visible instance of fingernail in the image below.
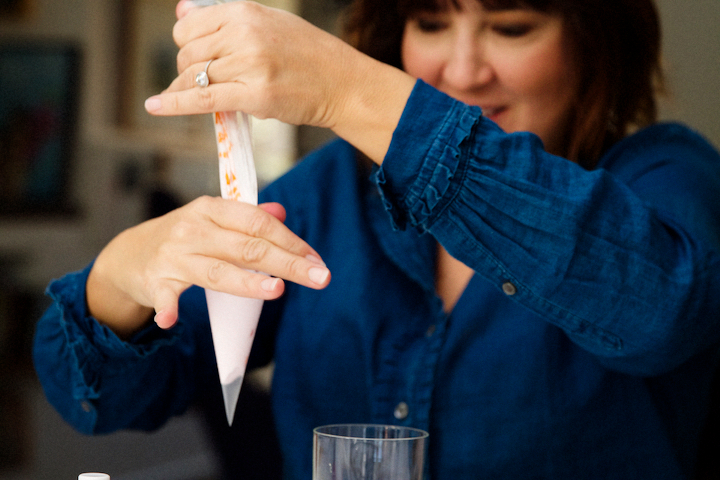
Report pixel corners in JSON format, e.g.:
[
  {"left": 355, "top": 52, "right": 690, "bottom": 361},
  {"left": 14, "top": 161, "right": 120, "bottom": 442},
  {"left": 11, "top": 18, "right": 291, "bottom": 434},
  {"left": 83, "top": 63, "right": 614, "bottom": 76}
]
[
  {"left": 261, "top": 277, "right": 280, "bottom": 292},
  {"left": 308, "top": 266, "right": 330, "bottom": 285},
  {"left": 305, "top": 254, "right": 326, "bottom": 267},
  {"left": 145, "top": 96, "right": 162, "bottom": 113},
  {"left": 177, "top": 0, "right": 199, "bottom": 19},
  {"left": 154, "top": 309, "right": 168, "bottom": 328}
]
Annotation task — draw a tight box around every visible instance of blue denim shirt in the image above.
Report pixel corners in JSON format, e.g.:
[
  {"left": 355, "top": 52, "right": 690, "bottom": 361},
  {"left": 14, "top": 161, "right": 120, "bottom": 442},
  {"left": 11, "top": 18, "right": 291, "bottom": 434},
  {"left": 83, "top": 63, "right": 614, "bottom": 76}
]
[{"left": 34, "top": 81, "right": 720, "bottom": 479}]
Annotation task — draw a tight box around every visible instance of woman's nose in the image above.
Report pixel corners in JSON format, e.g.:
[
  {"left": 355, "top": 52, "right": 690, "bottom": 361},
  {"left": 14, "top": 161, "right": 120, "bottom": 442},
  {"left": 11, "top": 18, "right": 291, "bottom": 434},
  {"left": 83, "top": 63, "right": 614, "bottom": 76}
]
[{"left": 441, "top": 34, "right": 493, "bottom": 91}]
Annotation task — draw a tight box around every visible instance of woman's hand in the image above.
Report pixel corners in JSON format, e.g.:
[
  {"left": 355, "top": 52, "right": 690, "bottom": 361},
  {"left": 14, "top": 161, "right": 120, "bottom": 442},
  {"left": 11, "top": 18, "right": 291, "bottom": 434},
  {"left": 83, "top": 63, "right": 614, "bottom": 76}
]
[
  {"left": 145, "top": 0, "right": 416, "bottom": 164},
  {"left": 86, "top": 197, "right": 330, "bottom": 337},
  {"left": 154, "top": 1, "right": 348, "bottom": 127}
]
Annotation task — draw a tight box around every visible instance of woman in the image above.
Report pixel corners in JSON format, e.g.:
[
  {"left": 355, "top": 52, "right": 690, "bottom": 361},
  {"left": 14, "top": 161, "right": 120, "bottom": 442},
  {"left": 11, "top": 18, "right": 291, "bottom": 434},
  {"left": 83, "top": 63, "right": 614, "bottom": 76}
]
[{"left": 34, "top": 0, "right": 720, "bottom": 478}]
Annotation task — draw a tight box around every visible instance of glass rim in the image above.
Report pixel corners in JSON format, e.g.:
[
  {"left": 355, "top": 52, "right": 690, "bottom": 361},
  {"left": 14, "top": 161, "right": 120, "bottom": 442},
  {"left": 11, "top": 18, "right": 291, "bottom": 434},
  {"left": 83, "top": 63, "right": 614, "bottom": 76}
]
[{"left": 313, "top": 423, "right": 429, "bottom": 440}]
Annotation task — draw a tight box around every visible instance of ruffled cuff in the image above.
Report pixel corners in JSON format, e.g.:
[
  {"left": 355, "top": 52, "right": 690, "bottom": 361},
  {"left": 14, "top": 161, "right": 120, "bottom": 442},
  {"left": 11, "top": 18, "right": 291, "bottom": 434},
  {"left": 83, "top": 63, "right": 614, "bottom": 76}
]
[
  {"left": 374, "top": 79, "right": 483, "bottom": 231},
  {"left": 45, "top": 264, "right": 182, "bottom": 390}
]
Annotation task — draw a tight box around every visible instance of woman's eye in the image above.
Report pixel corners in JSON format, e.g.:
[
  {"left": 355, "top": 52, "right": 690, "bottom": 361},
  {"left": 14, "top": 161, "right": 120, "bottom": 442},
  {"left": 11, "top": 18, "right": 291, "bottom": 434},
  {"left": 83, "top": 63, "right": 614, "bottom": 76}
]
[
  {"left": 414, "top": 17, "right": 448, "bottom": 33},
  {"left": 492, "top": 23, "right": 533, "bottom": 37}
]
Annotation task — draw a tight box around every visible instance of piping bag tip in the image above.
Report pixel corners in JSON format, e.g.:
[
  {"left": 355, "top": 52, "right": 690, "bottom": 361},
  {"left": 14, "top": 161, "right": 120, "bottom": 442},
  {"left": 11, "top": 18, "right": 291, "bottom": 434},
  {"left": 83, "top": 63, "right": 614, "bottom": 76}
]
[
  {"left": 222, "top": 376, "right": 244, "bottom": 426},
  {"left": 205, "top": 288, "right": 263, "bottom": 427}
]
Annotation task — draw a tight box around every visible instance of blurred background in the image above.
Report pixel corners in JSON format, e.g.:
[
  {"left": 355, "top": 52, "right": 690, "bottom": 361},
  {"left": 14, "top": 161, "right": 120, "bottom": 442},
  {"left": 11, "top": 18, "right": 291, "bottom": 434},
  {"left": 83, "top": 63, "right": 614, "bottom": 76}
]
[{"left": 0, "top": 0, "right": 718, "bottom": 478}]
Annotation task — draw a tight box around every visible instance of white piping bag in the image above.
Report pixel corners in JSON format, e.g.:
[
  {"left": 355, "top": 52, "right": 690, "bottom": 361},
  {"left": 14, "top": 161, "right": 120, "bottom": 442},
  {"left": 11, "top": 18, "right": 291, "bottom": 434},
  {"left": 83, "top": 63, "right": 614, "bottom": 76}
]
[
  {"left": 194, "top": 0, "right": 262, "bottom": 426},
  {"left": 206, "top": 111, "right": 263, "bottom": 426}
]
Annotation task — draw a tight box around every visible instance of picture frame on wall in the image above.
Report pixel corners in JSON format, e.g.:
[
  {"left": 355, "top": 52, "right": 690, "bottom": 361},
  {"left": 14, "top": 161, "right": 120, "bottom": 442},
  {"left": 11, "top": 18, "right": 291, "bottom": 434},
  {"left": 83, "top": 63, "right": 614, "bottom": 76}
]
[{"left": 0, "top": 42, "right": 81, "bottom": 216}]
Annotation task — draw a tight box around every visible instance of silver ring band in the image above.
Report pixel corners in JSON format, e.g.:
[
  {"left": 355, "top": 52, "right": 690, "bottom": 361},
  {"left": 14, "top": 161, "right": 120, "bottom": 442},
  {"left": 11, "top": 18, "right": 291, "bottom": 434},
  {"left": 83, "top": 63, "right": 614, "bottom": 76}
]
[{"left": 195, "top": 59, "right": 214, "bottom": 88}]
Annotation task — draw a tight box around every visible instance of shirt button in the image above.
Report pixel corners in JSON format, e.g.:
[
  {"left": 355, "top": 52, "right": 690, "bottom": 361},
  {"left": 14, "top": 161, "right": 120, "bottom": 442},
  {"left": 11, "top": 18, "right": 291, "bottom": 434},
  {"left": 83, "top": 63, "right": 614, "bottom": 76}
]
[
  {"left": 394, "top": 402, "right": 409, "bottom": 420},
  {"left": 425, "top": 324, "right": 436, "bottom": 338},
  {"left": 80, "top": 401, "right": 92, "bottom": 413},
  {"left": 502, "top": 282, "right": 517, "bottom": 296}
]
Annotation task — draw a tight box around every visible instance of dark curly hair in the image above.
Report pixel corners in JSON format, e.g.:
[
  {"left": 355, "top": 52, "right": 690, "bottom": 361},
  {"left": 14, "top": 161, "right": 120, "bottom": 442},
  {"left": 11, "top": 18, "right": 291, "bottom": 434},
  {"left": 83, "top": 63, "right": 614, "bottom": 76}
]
[{"left": 341, "top": 0, "right": 665, "bottom": 169}]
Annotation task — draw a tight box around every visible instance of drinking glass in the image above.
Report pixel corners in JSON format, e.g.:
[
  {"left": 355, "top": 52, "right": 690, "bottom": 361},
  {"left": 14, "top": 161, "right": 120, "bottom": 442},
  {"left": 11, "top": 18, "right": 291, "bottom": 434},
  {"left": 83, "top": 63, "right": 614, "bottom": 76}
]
[{"left": 313, "top": 424, "right": 428, "bottom": 480}]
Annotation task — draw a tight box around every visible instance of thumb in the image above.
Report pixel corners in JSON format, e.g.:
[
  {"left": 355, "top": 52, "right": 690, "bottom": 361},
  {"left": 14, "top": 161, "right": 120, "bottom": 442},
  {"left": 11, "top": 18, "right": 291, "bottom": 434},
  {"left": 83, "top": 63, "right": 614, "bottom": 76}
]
[
  {"left": 176, "top": 0, "right": 198, "bottom": 20},
  {"left": 259, "top": 202, "right": 287, "bottom": 223},
  {"left": 153, "top": 288, "right": 181, "bottom": 329}
]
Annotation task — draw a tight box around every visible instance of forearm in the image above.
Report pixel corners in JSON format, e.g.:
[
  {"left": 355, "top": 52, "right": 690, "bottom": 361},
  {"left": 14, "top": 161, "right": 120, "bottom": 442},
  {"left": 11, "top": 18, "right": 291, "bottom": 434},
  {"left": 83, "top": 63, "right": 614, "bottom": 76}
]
[
  {"left": 86, "top": 250, "right": 154, "bottom": 340},
  {"left": 326, "top": 49, "right": 416, "bottom": 165},
  {"left": 86, "top": 225, "right": 158, "bottom": 339}
]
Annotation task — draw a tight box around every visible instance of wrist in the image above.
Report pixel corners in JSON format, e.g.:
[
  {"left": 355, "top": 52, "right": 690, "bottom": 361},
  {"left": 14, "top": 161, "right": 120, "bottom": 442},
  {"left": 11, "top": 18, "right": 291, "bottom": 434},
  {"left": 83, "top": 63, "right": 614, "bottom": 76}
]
[
  {"left": 86, "top": 242, "right": 154, "bottom": 339},
  {"left": 329, "top": 49, "right": 416, "bottom": 165}
]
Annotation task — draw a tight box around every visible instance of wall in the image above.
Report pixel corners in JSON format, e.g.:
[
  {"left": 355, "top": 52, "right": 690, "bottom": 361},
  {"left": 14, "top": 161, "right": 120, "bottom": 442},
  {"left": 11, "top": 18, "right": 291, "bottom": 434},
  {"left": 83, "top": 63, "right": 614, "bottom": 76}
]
[
  {"left": 0, "top": 1, "right": 292, "bottom": 479},
  {"left": 0, "top": 0, "right": 718, "bottom": 478},
  {"left": 1, "top": 1, "right": 718, "bottom": 289},
  {"left": 0, "top": 0, "right": 300, "bottom": 291},
  {"left": 0, "top": 0, "right": 134, "bottom": 289},
  {"left": 655, "top": 0, "right": 720, "bottom": 148}
]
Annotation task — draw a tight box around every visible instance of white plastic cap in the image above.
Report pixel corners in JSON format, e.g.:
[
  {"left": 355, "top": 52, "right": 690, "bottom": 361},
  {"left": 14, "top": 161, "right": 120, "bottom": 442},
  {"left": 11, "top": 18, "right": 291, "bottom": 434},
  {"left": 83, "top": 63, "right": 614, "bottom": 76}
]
[{"left": 79, "top": 474, "right": 110, "bottom": 480}]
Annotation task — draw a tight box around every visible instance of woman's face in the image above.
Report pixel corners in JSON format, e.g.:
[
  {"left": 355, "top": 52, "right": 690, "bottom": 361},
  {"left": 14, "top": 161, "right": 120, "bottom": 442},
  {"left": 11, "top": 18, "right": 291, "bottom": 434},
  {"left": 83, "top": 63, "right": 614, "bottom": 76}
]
[{"left": 401, "top": 0, "right": 579, "bottom": 156}]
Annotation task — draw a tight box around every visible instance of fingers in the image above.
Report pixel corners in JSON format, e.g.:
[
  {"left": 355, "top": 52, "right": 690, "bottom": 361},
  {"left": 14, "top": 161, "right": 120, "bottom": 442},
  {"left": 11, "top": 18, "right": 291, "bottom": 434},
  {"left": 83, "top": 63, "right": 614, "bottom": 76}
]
[
  {"left": 176, "top": 0, "right": 196, "bottom": 20},
  {"left": 173, "top": 3, "right": 236, "bottom": 80},
  {"left": 159, "top": 197, "right": 330, "bottom": 291},
  {"left": 194, "top": 234, "right": 331, "bottom": 292},
  {"left": 179, "top": 256, "right": 294, "bottom": 297},
  {"left": 208, "top": 199, "right": 307, "bottom": 257},
  {"left": 153, "top": 287, "right": 181, "bottom": 329},
  {"left": 173, "top": 2, "right": 224, "bottom": 48},
  {"left": 148, "top": 250, "right": 292, "bottom": 331},
  {"left": 175, "top": 29, "right": 230, "bottom": 76},
  {"left": 173, "top": 199, "right": 330, "bottom": 291},
  {"left": 145, "top": 48, "right": 259, "bottom": 116},
  {"left": 174, "top": 51, "right": 232, "bottom": 92},
  {"left": 145, "top": 83, "right": 239, "bottom": 117},
  {"left": 259, "top": 202, "right": 287, "bottom": 223},
  {"left": 146, "top": 52, "right": 261, "bottom": 117}
]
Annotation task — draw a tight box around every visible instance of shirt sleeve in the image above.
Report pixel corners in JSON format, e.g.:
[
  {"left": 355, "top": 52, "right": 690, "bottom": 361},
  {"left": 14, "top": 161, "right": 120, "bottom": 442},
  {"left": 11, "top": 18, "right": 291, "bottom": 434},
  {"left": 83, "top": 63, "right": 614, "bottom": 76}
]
[
  {"left": 375, "top": 79, "right": 720, "bottom": 376},
  {"left": 32, "top": 263, "right": 202, "bottom": 434}
]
